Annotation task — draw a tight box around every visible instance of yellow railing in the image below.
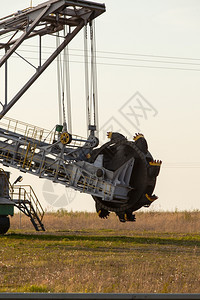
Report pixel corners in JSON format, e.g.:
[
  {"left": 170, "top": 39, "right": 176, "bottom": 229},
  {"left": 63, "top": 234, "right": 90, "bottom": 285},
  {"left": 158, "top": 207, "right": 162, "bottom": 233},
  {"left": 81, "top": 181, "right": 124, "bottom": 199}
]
[
  {"left": 11, "top": 185, "right": 45, "bottom": 221},
  {"left": 0, "top": 116, "right": 87, "bottom": 147},
  {"left": 0, "top": 116, "right": 55, "bottom": 144},
  {"left": 0, "top": 148, "right": 113, "bottom": 198},
  {"left": 0, "top": 118, "right": 113, "bottom": 199},
  {"left": 0, "top": 169, "right": 44, "bottom": 221}
]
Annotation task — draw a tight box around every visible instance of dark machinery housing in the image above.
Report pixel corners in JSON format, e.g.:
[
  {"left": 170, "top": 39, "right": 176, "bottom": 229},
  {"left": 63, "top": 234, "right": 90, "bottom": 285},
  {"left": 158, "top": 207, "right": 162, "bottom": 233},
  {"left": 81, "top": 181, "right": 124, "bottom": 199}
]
[{"left": 91, "top": 132, "right": 161, "bottom": 222}]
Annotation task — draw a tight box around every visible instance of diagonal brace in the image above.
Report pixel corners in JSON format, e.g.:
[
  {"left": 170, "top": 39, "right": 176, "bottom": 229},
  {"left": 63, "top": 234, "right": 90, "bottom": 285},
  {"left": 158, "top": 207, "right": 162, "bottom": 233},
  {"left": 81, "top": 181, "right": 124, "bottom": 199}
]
[
  {"left": 0, "top": 21, "right": 85, "bottom": 119},
  {"left": 0, "top": 4, "right": 51, "bottom": 68}
]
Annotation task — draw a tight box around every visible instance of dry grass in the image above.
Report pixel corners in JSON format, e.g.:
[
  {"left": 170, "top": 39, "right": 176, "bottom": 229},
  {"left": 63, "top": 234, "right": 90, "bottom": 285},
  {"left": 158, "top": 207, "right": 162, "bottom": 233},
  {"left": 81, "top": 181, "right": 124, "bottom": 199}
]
[
  {"left": 10, "top": 210, "right": 200, "bottom": 233},
  {"left": 1, "top": 211, "right": 200, "bottom": 293}
]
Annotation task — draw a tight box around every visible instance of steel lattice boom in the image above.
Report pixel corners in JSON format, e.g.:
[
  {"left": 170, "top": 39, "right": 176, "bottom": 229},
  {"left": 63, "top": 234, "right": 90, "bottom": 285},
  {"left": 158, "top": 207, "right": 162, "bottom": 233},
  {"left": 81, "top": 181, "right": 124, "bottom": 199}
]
[
  {"left": 0, "top": 0, "right": 105, "bottom": 118},
  {"left": 0, "top": 117, "right": 134, "bottom": 201}
]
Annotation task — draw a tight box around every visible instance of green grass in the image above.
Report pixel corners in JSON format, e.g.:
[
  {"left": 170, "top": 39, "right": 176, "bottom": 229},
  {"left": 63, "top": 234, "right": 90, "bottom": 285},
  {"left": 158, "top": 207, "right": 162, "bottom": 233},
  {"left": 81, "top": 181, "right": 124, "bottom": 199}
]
[
  {"left": 3, "top": 232, "right": 200, "bottom": 247},
  {"left": 2, "top": 211, "right": 200, "bottom": 293},
  {"left": 1, "top": 228, "right": 200, "bottom": 293}
]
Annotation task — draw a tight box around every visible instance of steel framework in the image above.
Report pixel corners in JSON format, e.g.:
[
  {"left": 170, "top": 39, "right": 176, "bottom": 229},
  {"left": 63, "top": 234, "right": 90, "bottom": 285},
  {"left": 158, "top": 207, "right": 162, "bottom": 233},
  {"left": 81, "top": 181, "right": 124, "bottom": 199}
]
[
  {"left": 0, "top": 1, "right": 161, "bottom": 227},
  {"left": 0, "top": 0, "right": 105, "bottom": 118}
]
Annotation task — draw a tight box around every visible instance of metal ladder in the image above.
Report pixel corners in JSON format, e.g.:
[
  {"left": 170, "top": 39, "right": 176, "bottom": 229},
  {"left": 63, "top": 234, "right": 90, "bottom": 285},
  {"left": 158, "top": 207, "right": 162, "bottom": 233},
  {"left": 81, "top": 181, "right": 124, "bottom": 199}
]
[
  {"left": 11, "top": 185, "right": 45, "bottom": 231},
  {"left": 0, "top": 169, "right": 45, "bottom": 231}
]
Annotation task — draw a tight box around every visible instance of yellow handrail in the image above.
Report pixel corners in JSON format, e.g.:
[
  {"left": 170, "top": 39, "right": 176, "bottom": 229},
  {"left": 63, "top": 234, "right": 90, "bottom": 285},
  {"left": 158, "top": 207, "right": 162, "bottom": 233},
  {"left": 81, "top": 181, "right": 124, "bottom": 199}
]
[
  {"left": 12, "top": 185, "right": 44, "bottom": 220},
  {"left": 0, "top": 116, "right": 87, "bottom": 147},
  {"left": 0, "top": 169, "right": 44, "bottom": 221}
]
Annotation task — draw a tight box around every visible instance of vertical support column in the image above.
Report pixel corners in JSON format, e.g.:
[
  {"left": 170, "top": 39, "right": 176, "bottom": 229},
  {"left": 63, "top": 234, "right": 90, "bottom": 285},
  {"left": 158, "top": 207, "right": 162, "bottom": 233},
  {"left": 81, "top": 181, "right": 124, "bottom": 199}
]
[
  {"left": 5, "top": 61, "right": 8, "bottom": 107},
  {"left": 39, "top": 35, "right": 42, "bottom": 68},
  {"left": 5, "top": 47, "right": 8, "bottom": 107}
]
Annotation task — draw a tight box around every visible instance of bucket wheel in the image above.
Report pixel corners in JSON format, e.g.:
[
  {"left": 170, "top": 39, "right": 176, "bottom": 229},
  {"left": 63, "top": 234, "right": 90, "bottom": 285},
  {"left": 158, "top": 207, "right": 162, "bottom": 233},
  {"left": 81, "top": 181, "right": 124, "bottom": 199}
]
[{"left": 90, "top": 132, "right": 161, "bottom": 222}]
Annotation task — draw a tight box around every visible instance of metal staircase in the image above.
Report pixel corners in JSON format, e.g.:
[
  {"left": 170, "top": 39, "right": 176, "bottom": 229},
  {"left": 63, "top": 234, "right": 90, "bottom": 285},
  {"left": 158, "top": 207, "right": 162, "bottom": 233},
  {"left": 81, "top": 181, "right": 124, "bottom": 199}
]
[
  {"left": 0, "top": 168, "right": 45, "bottom": 231},
  {"left": 11, "top": 185, "right": 45, "bottom": 231}
]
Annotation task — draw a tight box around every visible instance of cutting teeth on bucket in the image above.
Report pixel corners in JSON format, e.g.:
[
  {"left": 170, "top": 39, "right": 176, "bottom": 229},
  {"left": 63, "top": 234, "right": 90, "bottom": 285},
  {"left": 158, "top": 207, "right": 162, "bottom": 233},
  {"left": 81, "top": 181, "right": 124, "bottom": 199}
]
[
  {"left": 145, "top": 194, "right": 158, "bottom": 202},
  {"left": 149, "top": 160, "right": 162, "bottom": 166},
  {"left": 133, "top": 133, "right": 144, "bottom": 141},
  {"left": 107, "top": 132, "right": 112, "bottom": 139}
]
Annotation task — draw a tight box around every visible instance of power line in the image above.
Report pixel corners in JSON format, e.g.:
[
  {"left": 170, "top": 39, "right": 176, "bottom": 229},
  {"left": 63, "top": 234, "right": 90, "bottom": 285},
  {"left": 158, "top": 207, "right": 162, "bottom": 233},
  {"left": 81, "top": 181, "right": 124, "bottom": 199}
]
[
  {"left": 2, "top": 42, "right": 200, "bottom": 69},
  {"left": 16, "top": 48, "right": 200, "bottom": 67},
  {"left": 21, "top": 44, "right": 200, "bottom": 62},
  {"left": 5, "top": 43, "right": 200, "bottom": 71},
  {"left": 11, "top": 54, "right": 200, "bottom": 72}
]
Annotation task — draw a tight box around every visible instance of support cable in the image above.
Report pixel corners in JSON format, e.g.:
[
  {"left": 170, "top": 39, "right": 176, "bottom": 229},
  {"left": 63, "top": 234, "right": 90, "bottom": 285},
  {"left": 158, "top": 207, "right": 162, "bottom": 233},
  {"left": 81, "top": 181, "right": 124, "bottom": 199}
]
[
  {"left": 84, "top": 25, "right": 90, "bottom": 136},
  {"left": 61, "top": 32, "right": 67, "bottom": 132},
  {"left": 91, "top": 21, "right": 99, "bottom": 137},
  {"left": 62, "top": 90, "right": 67, "bottom": 132},
  {"left": 57, "top": 25, "right": 72, "bottom": 133},
  {"left": 84, "top": 21, "right": 99, "bottom": 137},
  {"left": 90, "top": 21, "right": 99, "bottom": 136},
  {"left": 56, "top": 33, "right": 63, "bottom": 125},
  {"left": 90, "top": 23, "right": 94, "bottom": 127},
  {"left": 64, "top": 25, "right": 72, "bottom": 133}
]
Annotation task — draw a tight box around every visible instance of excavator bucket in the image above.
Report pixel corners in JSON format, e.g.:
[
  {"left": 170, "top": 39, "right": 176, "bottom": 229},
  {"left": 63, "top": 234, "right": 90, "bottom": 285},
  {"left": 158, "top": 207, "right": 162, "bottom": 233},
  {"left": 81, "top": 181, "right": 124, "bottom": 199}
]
[{"left": 91, "top": 132, "right": 161, "bottom": 222}]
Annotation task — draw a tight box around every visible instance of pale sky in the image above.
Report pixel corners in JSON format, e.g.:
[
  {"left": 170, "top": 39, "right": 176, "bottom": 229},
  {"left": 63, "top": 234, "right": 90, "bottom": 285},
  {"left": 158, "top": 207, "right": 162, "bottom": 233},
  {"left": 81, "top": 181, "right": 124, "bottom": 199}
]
[{"left": 1, "top": 0, "right": 200, "bottom": 213}]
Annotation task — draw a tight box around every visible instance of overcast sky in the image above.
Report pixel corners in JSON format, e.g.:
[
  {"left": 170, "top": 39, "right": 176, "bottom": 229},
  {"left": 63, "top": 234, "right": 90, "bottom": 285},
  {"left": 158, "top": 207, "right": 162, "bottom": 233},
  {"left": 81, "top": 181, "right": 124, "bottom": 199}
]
[{"left": 1, "top": 0, "right": 200, "bottom": 213}]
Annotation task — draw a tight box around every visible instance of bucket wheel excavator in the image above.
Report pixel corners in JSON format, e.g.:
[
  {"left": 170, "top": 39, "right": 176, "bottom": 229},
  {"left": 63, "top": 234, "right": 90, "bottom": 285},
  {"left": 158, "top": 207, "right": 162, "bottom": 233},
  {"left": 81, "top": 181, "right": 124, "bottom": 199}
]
[
  {"left": 90, "top": 132, "right": 161, "bottom": 222},
  {"left": 0, "top": 0, "right": 161, "bottom": 233}
]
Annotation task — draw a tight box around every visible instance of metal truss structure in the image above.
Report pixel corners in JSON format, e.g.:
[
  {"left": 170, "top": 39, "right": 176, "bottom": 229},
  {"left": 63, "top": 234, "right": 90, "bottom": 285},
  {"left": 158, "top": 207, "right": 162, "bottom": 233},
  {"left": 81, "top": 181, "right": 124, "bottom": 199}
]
[
  {"left": 0, "top": 116, "right": 134, "bottom": 202},
  {"left": 0, "top": 0, "right": 161, "bottom": 230},
  {"left": 0, "top": 0, "right": 105, "bottom": 118}
]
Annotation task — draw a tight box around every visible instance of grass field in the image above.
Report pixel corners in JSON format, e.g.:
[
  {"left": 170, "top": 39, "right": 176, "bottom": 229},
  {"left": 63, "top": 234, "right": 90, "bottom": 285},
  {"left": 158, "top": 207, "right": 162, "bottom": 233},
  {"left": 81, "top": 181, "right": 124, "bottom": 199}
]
[{"left": 1, "top": 211, "right": 200, "bottom": 293}]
